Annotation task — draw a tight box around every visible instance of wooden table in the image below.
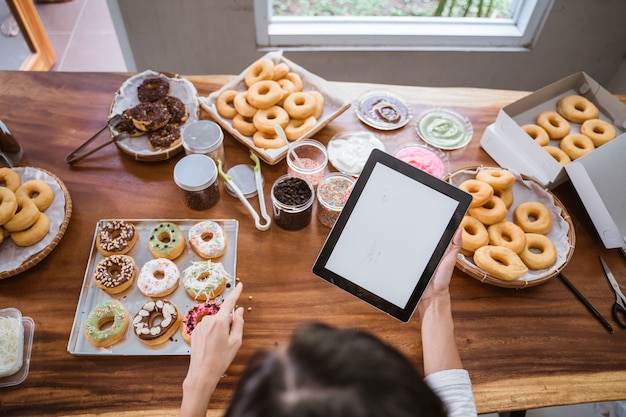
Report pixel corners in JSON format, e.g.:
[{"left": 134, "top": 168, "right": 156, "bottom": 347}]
[{"left": 1, "top": 71, "right": 625, "bottom": 416}]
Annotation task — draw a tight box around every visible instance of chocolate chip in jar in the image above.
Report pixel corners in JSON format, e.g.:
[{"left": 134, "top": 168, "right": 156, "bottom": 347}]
[{"left": 270, "top": 175, "right": 314, "bottom": 231}]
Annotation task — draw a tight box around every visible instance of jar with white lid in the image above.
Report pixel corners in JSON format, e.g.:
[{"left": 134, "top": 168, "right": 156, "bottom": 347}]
[
  {"left": 182, "top": 120, "right": 225, "bottom": 163},
  {"left": 286, "top": 139, "right": 328, "bottom": 187},
  {"left": 173, "top": 154, "right": 220, "bottom": 210}
]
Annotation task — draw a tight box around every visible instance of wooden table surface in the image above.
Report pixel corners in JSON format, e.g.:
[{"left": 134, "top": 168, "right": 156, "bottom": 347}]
[{"left": 1, "top": 71, "right": 625, "bottom": 416}]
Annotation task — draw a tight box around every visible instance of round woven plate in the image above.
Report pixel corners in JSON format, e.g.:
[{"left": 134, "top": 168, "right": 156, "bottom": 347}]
[
  {"left": 448, "top": 166, "right": 575, "bottom": 288},
  {"left": 0, "top": 167, "right": 72, "bottom": 280}
]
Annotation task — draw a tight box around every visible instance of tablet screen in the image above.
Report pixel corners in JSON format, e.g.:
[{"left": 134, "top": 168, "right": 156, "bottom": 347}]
[{"left": 313, "top": 149, "right": 471, "bottom": 322}]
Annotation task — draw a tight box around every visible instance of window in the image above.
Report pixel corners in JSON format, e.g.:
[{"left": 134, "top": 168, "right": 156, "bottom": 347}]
[{"left": 254, "top": 0, "right": 553, "bottom": 51}]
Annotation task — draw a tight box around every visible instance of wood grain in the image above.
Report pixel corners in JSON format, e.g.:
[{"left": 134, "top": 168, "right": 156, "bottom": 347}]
[{"left": 0, "top": 71, "right": 625, "bottom": 416}]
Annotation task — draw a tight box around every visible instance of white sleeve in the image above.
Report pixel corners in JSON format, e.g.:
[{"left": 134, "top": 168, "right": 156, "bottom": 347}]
[{"left": 424, "top": 369, "right": 477, "bottom": 417}]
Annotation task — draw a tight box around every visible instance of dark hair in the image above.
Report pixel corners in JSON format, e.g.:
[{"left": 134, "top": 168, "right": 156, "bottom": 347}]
[{"left": 224, "top": 322, "right": 446, "bottom": 417}]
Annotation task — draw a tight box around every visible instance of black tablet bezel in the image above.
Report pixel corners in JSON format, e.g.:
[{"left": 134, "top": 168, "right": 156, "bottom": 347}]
[{"left": 312, "top": 148, "right": 471, "bottom": 322}]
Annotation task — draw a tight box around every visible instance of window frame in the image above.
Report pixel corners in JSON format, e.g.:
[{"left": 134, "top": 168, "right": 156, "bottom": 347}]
[{"left": 254, "top": 0, "right": 553, "bottom": 51}]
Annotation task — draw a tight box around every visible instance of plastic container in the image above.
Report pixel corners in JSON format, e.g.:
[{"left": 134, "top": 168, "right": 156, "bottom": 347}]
[
  {"left": 271, "top": 175, "right": 314, "bottom": 231},
  {"left": 0, "top": 307, "right": 34, "bottom": 388},
  {"left": 286, "top": 139, "right": 328, "bottom": 187},
  {"left": 394, "top": 142, "right": 450, "bottom": 179},
  {"left": 173, "top": 154, "right": 220, "bottom": 210},
  {"left": 316, "top": 173, "right": 355, "bottom": 228},
  {"left": 182, "top": 120, "right": 225, "bottom": 163}
]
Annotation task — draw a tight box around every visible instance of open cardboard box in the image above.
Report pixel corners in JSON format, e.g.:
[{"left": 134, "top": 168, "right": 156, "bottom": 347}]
[{"left": 480, "top": 72, "right": 626, "bottom": 249}]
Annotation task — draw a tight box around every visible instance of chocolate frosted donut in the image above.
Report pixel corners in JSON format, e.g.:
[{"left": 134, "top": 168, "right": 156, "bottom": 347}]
[
  {"left": 114, "top": 108, "right": 143, "bottom": 137},
  {"left": 158, "top": 96, "right": 189, "bottom": 125},
  {"left": 130, "top": 102, "right": 171, "bottom": 132},
  {"left": 148, "top": 124, "right": 181, "bottom": 149},
  {"left": 137, "top": 77, "right": 170, "bottom": 103}
]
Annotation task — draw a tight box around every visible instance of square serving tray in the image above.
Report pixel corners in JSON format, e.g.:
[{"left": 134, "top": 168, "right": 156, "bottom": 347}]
[{"left": 67, "top": 219, "right": 238, "bottom": 356}]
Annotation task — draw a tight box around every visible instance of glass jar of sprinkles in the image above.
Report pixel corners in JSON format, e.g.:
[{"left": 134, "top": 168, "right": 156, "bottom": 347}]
[
  {"left": 316, "top": 173, "right": 355, "bottom": 228},
  {"left": 271, "top": 175, "right": 314, "bottom": 231},
  {"left": 173, "top": 154, "right": 220, "bottom": 211},
  {"left": 286, "top": 139, "right": 328, "bottom": 187},
  {"left": 182, "top": 120, "right": 225, "bottom": 164}
]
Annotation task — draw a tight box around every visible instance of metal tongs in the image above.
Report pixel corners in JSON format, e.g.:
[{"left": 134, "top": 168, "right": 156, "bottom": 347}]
[
  {"left": 65, "top": 115, "right": 127, "bottom": 165},
  {"left": 217, "top": 152, "right": 271, "bottom": 231}
]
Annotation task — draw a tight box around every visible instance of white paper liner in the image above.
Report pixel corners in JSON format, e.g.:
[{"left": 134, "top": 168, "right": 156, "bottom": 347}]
[{"left": 0, "top": 167, "right": 66, "bottom": 273}]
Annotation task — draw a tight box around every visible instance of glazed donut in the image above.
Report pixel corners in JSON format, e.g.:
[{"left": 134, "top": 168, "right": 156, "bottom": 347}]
[
  {"left": 147, "top": 124, "right": 181, "bottom": 150},
  {"left": 148, "top": 222, "right": 185, "bottom": 260},
  {"left": 272, "top": 62, "right": 290, "bottom": 80},
  {"left": 188, "top": 220, "right": 228, "bottom": 259},
  {"left": 252, "top": 131, "right": 284, "bottom": 149},
  {"left": 307, "top": 91, "right": 325, "bottom": 119},
  {"left": 493, "top": 187, "right": 514, "bottom": 208},
  {"left": 513, "top": 201, "right": 553, "bottom": 234},
  {"left": 459, "top": 179, "right": 493, "bottom": 208},
  {"left": 234, "top": 91, "right": 258, "bottom": 118},
  {"left": 283, "top": 92, "right": 317, "bottom": 119},
  {"left": 137, "top": 77, "right": 170, "bottom": 103},
  {"left": 487, "top": 221, "right": 527, "bottom": 254},
  {"left": 137, "top": 258, "right": 180, "bottom": 298},
  {"left": 15, "top": 179, "right": 55, "bottom": 212},
  {"left": 180, "top": 301, "right": 221, "bottom": 344},
  {"left": 3, "top": 193, "right": 40, "bottom": 233},
  {"left": 253, "top": 105, "right": 290, "bottom": 134},
  {"left": 473, "top": 245, "right": 528, "bottom": 281},
  {"left": 557, "top": 95, "right": 599, "bottom": 123},
  {"left": 246, "top": 80, "right": 283, "bottom": 110},
  {"left": 10, "top": 212, "right": 50, "bottom": 247},
  {"left": 460, "top": 215, "right": 489, "bottom": 254},
  {"left": 244, "top": 58, "right": 275, "bottom": 87},
  {"left": 132, "top": 299, "right": 181, "bottom": 346},
  {"left": 215, "top": 90, "right": 238, "bottom": 119},
  {"left": 93, "top": 254, "right": 137, "bottom": 294},
  {"left": 232, "top": 114, "right": 257, "bottom": 137},
  {"left": 543, "top": 146, "right": 571, "bottom": 166},
  {"left": 519, "top": 233, "right": 557, "bottom": 270},
  {"left": 0, "top": 187, "right": 17, "bottom": 226},
  {"left": 476, "top": 168, "right": 516, "bottom": 191},
  {"left": 182, "top": 260, "right": 229, "bottom": 300},
  {"left": 468, "top": 196, "right": 507, "bottom": 225},
  {"left": 158, "top": 96, "right": 189, "bottom": 125},
  {"left": 0, "top": 167, "right": 20, "bottom": 192},
  {"left": 96, "top": 220, "right": 138, "bottom": 256},
  {"left": 536, "top": 111, "right": 571, "bottom": 139},
  {"left": 521, "top": 124, "right": 550, "bottom": 146},
  {"left": 580, "top": 118, "right": 617, "bottom": 147},
  {"left": 83, "top": 300, "right": 129, "bottom": 348},
  {"left": 130, "top": 102, "right": 171, "bottom": 132},
  {"left": 285, "top": 72, "right": 304, "bottom": 92},
  {"left": 284, "top": 116, "right": 317, "bottom": 141},
  {"left": 560, "top": 133, "right": 594, "bottom": 160}
]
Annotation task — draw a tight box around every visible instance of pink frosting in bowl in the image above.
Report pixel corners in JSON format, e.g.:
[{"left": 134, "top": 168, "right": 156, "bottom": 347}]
[{"left": 394, "top": 144, "right": 449, "bottom": 179}]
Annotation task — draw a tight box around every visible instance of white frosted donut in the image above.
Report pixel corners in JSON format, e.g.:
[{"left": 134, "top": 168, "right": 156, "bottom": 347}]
[
  {"left": 137, "top": 258, "right": 180, "bottom": 297},
  {"left": 188, "top": 221, "right": 227, "bottom": 259},
  {"left": 182, "top": 260, "right": 230, "bottom": 300}
]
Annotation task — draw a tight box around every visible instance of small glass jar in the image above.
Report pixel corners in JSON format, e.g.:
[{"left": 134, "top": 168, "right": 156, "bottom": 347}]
[
  {"left": 286, "top": 139, "right": 328, "bottom": 187},
  {"left": 394, "top": 142, "right": 450, "bottom": 179},
  {"left": 182, "top": 120, "right": 225, "bottom": 163},
  {"left": 316, "top": 173, "right": 355, "bottom": 228},
  {"left": 173, "top": 154, "right": 220, "bottom": 210},
  {"left": 271, "top": 175, "right": 314, "bottom": 231}
]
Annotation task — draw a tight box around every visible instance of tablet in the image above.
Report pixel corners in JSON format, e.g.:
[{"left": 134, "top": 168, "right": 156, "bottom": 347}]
[{"left": 312, "top": 148, "right": 472, "bottom": 322}]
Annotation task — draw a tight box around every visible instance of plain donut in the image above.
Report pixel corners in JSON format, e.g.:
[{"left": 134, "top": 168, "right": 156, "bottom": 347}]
[
  {"left": 459, "top": 179, "right": 493, "bottom": 208},
  {"left": 487, "top": 221, "right": 527, "bottom": 254},
  {"left": 468, "top": 196, "right": 507, "bottom": 225},
  {"left": 557, "top": 95, "right": 599, "bottom": 123},
  {"left": 560, "top": 133, "right": 594, "bottom": 160},
  {"left": 253, "top": 105, "right": 290, "bottom": 134},
  {"left": 215, "top": 90, "right": 238, "bottom": 119},
  {"left": 513, "top": 201, "right": 553, "bottom": 234},
  {"left": 476, "top": 168, "right": 516, "bottom": 191},
  {"left": 244, "top": 58, "right": 274, "bottom": 87},
  {"left": 522, "top": 124, "right": 550, "bottom": 146},
  {"left": 460, "top": 215, "right": 489, "bottom": 254},
  {"left": 543, "top": 146, "right": 571, "bottom": 166},
  {"left": 580, "top": 118, "right": 617, "bottom": 147},
  {"left": 0, "top": 167, "right": 21, "bottom": 192},
  {"left": 536, "top": 111, "right": 571, "bottom": 139},
  {"left": 246, "top": 80, "right": 283, "bottom": 110},
  {"left": 474, "top": 245, "right": 528, "bottom": 281},
  {"left": 519, "top": 233, "right": 557, "bottom": 270}
]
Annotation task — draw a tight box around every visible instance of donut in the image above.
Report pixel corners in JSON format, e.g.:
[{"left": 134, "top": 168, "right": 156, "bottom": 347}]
[
  {"left": 272, "top": 62, "right": 290, "bottom": 80},
  {"left": 114, "top": 108, "right": 143, "bottom": 137},
  {"left": 246, "top": 80, "right": 283, "bottom": 110},
  {"left": 244, "top": 58, "right": 275, "bottom": 87},
  {"left": 277, "top": 79, "right": 297, "bottom": 99},
  {"left": 93, "top": 255, "right": 137, "bottom": 295},
  {"left": 10, "top": 212, "right": 50, "bottom": 247},
  {"left": 460, "top": 215, "right": 489, "bottom": 254},
  {"left": 476, "top": 168, "right": 516, "bottom": 191},
  {"left": 285, "top": 72, "right": 304, "bottom": 92},
  {"left": 468, "top": 196, "right": 507, "bottom": 225},
  {"left": 147, "top": 222, "right": 185, "bottom": 260},
  {"left": 96, "top": 220, "right": 138, "bottom": 256},
  {"left": 132, "top": 299, "right": 181, "bottom": 346},
  {"left": 0, "top": 167, "right": 20, "bottom": 192},
  {"left": 253, "top": 105, "right": 290, "bottom": 134},
  {"left": 557, "top": 95, "right": 599, "bottom": 123},
  {"left": 307, "top": 91, "right": 325, "bottom": 119},
  {"left": 543, "top": 146, "right": 571, "bottom": 166},
  {"left": 129, "top": 102, "right": 171, "bottom": 132},
  {"left": 147, "top": 124, "right": 181, "bottom": 150},
  {"left": 234, "top": 91, "right": 258, "bottom": 118},
  {"left": 459, "top": 179, "right": 493, "bottom": 208},
  {"left": 580, "top": 119, "right": 617, "bottom": 147},
  {"left": 284, "top": 116, "right": 317, "bottom": 141},
  {"left": 487, "top": 221, "right": 527, "bottom": 254},
  {"left": 283, "top": 92, "right": 316, "bottom": 119},
  {"left": 137, "top": 258, "right": 180, "bottom": 298},
  {"left": 536, "top": 111, "right": 571, "bottom": 140},
  {"left": 180, "top": 301, "right": 221, "bottom": 344},
  {"left": 513, "top": 201, "right": 553, "bottom": 234},
  {"left": 83, "top": 300, "right": 129, "bottom": 348},
  {"left": 188, "top": 220, "right": 227, "bottom": 259},
  {"left": 473, "top": 245, "right": 528, "bottom": 281},
  {"left": 494, "top": 187, "right": 514, "bottom": 208},
  {"left": 560, "top": 133, "right": 594, "bottom": 160},
  {"left": 519, "top": 233, "right": 557, "bottom": 270},
  {"left": 0, "top": 187, "right": 18, "bottom": 226},
  {"left": 252, "top": 130, "right": 283, "bottom": 149},
  {"left": 215, "top": 90, "right": 238, "bottom": 119},
  {"left": 15, "top": 179, "right": 55, "bottom": 212},
  {"left": 232, "top": 114, "right": 257, "bottom": 137},
  {"left": 182, "top": 260, "right": 229, "bottom": 301},
  {"left": 158, "top": 96, "right": 189, "bottom": 125},
  {"left": 137, "top": 77, "right": 170, "bottom": 103},
  {"left": 521, "top": 124, "right": 550, "bottom": 146},
  {"left": 3, "top": 193, "right": 40, "bottom": 233}
]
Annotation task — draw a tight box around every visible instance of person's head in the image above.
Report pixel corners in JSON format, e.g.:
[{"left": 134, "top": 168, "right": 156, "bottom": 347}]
[{"left": 224, "top": 322, "right": 446, "bottom": 417}]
